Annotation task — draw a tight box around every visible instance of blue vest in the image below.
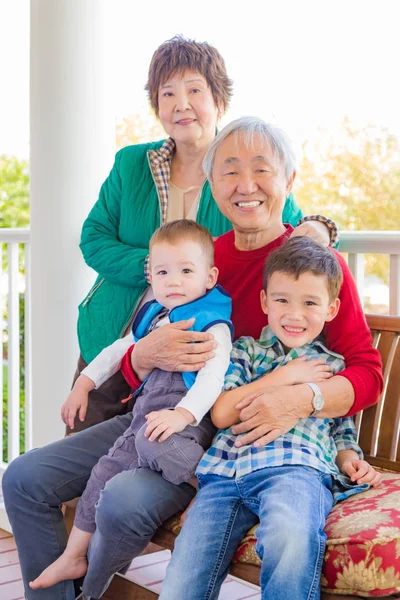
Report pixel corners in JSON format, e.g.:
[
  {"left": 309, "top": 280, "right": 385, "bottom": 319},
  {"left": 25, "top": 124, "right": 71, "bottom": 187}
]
[{"left": 131, "top": 284, "right": 233, "bottom": 390}]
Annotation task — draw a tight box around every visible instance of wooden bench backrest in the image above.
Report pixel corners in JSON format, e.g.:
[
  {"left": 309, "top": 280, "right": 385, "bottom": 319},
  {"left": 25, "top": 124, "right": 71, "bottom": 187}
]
[{"left": 355, "top": 315, "right": 400, "bottom": 472}]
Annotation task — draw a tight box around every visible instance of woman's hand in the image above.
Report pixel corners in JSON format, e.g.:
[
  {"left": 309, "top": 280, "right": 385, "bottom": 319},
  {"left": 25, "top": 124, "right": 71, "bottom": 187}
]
[
  {"left": 290, "top": 221, "right": 330, "bottom": 247},
  {"left": 231, "top": 385, "right": 305, "bottom": 447},
  {"left": 131, "top": 318, "right": 217, "bottom": 381},
  {"left": 278, "top": 356, "right": 333, "bottom": 385}
]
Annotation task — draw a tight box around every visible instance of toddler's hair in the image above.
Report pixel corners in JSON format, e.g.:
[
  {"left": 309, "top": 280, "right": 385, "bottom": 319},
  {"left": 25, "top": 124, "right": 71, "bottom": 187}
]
[
  {"left": 150, "top": 219, "right": 215, "bottom": 266},
  {"left": 263, "top": 237, "right": 343, "bottom": 301}
]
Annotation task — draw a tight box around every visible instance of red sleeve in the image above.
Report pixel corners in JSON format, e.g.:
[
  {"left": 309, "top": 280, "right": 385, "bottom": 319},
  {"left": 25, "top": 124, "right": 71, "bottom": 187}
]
[
  {"left": 120, "top": 344, "right": 142, "bottom": 390},
  {"left": 324, "top": 252, "right": 383, "bottom": 415}
]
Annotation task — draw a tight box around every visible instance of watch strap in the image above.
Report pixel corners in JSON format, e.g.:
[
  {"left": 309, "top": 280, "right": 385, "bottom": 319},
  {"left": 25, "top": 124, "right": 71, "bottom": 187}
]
[{"left": 305, "top": 382, "right": 324, "bottom": 417}]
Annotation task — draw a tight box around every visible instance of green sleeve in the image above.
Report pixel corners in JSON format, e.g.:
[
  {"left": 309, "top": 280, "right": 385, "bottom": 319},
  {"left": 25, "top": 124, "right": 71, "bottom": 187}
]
[
  {"left": 282, "top": 192, "right": 303, "bottom": 227},
  {"left": 80, "top": 151, "right": 148, "bottom": 288}
]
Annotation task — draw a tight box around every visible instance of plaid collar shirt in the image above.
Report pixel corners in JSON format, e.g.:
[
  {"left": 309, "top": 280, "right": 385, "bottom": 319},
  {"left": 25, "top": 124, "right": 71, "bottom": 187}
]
[
  {"left": 197, "top": 326, "right": 366, "bottom": 502},
  {"left": 144, "top": 138, "right": 176, "bottom": 281}
]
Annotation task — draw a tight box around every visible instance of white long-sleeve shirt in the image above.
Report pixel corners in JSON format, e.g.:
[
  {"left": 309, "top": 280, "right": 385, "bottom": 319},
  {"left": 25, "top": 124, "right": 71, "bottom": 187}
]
[{"left": 82, "top": 317, "right": 232, "bottom": 425}]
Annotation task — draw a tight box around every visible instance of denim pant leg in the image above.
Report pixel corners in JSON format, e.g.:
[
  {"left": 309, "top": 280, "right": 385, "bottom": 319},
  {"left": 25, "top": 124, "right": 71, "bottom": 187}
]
[
  {"left": 251, "top": 466, "right": 333, "bottom": 600},
  {"left": 82, "top": 467, "right": 196, "bottom": 599},
  {"left": 159, "top": 474, "right": 258, "bottom": 600},
  {"left": 2, "top": 413, "right": 133, "bottom": 600}
]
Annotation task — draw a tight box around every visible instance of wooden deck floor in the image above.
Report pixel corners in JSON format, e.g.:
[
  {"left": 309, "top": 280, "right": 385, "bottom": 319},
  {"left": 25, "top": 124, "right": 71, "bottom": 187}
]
[{"left": 0, "top": 528, "right": 261, "bottom": 600}]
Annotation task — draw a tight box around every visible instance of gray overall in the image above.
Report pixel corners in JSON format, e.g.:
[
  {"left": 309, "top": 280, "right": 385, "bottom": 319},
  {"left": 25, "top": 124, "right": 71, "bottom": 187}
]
[{"left": 74, "top": 368, "right": 216, "bottom": 533}]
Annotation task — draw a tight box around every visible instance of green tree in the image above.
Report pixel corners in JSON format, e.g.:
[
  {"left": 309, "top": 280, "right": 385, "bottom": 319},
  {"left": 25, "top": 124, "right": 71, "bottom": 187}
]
[
  {"left": 295, "top": 121, "right": 400, "bottom": 283},
  {"left": 0, "top": 155, "right": 30, "bottom": 227},
  {"left": 296, "top": 120, "right": 400, "bottom": 231}
]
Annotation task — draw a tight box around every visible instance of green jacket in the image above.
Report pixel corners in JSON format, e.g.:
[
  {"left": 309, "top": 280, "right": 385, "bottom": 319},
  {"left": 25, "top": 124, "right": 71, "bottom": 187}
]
[{"left": 78, "top": 140, "right": 303, "bottom": 363}]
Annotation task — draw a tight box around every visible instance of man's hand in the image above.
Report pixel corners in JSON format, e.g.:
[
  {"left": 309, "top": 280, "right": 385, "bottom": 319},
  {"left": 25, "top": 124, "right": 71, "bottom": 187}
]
[
  {"left": 232, "top": 385, "right": 304, "bottom": 447},
  {"left": 279, "top": 356, "right": 333, "bottom": 385},
  {"left": 144, "top": 407, "right": 195, "bottom": 442},
  {"left": 61, "top": 375, "right": 94, "bottom": 430},
  {"left": 290, "top": 221, "right": 330, "bottom": 247},
  {"left": 132, "top": 318, "right": 217, "bottom": 381},
  {"left": 340, "top": 458, "right": 382, "bottom": 487}
]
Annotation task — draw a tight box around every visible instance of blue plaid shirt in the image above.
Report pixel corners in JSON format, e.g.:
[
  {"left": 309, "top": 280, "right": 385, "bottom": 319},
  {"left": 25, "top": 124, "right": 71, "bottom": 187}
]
[{"left": 197, "top": 326, "right": 367, "bottom": 502}]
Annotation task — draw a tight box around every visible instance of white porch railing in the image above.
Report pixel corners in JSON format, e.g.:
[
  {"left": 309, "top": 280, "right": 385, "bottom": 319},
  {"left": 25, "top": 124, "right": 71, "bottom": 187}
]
[
  {"left": 340, "top": 231, "right": 400, "bottom": 316},
  {"left": 0, "top": 228, "right": 399, "bottom": 471},
  {"left": 0, "top": 228, "right": 32, "bottom": 472}
]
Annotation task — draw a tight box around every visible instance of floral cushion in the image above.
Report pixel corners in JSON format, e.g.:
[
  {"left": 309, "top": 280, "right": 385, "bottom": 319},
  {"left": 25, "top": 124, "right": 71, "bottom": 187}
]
[{"left": 163, "top": 472, "right": 400, "bottom": 596}]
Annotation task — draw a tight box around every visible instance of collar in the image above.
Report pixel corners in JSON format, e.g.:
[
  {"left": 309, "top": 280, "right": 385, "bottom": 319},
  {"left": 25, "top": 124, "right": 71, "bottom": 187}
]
[
  {"left": 148, "top": 138, "right": 175, "bottom": 166},
  {"left": 257, "top": 325, "right": 344, "bottom": 360}
]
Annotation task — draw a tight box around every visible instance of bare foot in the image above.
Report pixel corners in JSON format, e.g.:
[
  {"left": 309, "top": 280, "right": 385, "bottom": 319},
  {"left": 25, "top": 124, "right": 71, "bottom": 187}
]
[{"left": 29, "top": 553, "right": 88, "bottom": 589}]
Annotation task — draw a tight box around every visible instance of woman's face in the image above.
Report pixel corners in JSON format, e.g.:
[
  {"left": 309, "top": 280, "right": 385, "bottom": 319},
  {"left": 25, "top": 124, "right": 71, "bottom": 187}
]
[
  {"left": 157, "top": 70, "right": 219, "bottom": 147},
  {"left": 211, "top": 132, "right": 295, "bottom": 234}
]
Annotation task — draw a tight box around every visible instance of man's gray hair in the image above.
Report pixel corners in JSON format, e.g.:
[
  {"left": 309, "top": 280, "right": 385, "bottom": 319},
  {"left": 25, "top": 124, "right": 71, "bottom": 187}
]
[{"left": 203, "top": 116, "right": 296, "bottom": 182}]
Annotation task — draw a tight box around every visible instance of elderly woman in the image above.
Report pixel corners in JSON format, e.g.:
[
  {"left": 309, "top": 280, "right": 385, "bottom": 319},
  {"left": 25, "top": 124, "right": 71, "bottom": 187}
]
[
  {"left": 3, "top": 117, "right": 381, "bottom": 600},
  {"left": 73, "top": 35, "right": 334, "bottom": 432}
]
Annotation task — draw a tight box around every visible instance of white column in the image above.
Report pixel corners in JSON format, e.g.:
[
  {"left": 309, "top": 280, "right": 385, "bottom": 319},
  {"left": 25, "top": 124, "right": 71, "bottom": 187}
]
[{"left": 30, "top": 0, "right": 115, "bottom": 447}]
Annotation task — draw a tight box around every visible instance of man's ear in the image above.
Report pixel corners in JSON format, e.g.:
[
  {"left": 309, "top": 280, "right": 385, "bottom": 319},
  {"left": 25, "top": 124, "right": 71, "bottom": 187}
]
[
  {"left": 207, "top": 266, "right": 219, "bottom": 289},
  {"left": 260, "top": 289, "right": 268, "bottom": 315},
  {"left": 325, "top": 298, "right": 341, "bottom": 322},
  {"left": 286, "top": 170, "right": 296, "bottom": 194}
]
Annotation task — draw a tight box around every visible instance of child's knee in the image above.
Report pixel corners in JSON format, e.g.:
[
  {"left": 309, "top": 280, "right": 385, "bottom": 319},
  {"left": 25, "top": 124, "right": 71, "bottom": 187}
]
[
  {"left": 135, "top": 424, "right": 161, "bottom": 466},
  {"left": 135, "top": 425, "right": 203, "bottom": 485}
]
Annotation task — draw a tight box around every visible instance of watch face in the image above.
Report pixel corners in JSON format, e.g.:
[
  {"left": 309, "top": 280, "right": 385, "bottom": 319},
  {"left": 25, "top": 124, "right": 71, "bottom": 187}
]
[{"left": 313, "top": 393, "right": 324, "bottom": 411}]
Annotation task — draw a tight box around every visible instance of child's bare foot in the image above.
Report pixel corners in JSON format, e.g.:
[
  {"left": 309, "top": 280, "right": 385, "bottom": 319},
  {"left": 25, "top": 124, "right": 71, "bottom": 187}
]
[{"left": 29, "top": 553, "right": 88, "bottom": 589}]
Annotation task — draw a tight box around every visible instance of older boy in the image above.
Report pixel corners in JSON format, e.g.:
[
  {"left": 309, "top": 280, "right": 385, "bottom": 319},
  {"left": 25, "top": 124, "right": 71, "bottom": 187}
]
[
  {"left": 159, "top": 237, "right": 381, "bottom": 600},
  {"left": 30, "top": 220, "right": 233, "bottom": 591}
]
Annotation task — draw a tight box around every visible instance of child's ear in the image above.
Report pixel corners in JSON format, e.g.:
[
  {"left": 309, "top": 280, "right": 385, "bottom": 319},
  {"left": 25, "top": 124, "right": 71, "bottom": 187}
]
[
  {"left": 206, "top": 266, "right": 219, "bottom": 289},
  {"left": 325, "top": 298, "right": 340, "bottom": 322},
  {"left": 260, "top": 289, "right": 268, "bottom": 315}
]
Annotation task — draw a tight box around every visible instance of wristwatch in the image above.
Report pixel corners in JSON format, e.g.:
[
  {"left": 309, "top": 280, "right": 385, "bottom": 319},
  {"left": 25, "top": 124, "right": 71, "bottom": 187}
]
[{"left": 305, "top": 382, "right": 325, "bottom": 417}]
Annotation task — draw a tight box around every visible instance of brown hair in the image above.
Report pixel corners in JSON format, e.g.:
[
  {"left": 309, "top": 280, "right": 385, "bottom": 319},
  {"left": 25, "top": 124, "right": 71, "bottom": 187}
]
[
  {"left": 263, "top": 237, "right": 343, "bottom": 301},
  {"left": 150, "top": 219, "right": 214, "bottom": 266},
  {"left": 145, "top": 35, "right": 233, "bottom": 116}
]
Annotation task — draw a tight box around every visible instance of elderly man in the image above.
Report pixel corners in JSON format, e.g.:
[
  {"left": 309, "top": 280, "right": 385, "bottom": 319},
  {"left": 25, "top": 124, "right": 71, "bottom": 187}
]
[{"left": 3, "top": 118, "right": 382, "bottom": 600}]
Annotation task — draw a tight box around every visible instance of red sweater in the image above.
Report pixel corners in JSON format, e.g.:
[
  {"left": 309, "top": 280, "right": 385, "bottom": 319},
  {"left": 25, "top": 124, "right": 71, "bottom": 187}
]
[{"left": 122, "top": 227, "right": 383, "bottom": 416}]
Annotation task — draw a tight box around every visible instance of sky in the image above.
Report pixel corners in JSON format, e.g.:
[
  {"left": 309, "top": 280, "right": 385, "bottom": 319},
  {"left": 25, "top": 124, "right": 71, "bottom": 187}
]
[{"left": 1, "top": 0, "right": 400, "bottom": 159}]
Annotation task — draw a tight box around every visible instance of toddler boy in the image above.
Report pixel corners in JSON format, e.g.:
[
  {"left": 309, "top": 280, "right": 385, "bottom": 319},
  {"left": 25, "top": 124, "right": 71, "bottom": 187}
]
[{"left": 30, "top": 219, "right": 233, "bottom": 591}]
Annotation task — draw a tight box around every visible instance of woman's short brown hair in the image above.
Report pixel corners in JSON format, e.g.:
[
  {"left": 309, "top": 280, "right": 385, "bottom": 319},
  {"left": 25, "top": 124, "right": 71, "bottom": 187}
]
[{"left": 145, "top": 35, "right": 233, "bottom": 116}]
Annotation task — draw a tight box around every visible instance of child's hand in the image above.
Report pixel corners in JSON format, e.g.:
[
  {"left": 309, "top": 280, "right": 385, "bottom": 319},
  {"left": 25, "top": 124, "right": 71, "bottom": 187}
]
[
  {"left": 279, "top": 356, "right": 333, "bottom": 385},
  {"left": 340, "top": 458, "right": 382, "bottom": 487},
  {"left": 61, "top": 375, "right": 93, "bottom": 430},
  {"left": 144, "top": 408, "right": 194, "bottom": 442}
]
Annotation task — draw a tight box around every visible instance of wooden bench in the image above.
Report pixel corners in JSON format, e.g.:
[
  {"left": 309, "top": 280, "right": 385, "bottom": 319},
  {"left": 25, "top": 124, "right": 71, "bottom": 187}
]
[{"left": 89, "top": 314, "right": 400, "bottom": 599}]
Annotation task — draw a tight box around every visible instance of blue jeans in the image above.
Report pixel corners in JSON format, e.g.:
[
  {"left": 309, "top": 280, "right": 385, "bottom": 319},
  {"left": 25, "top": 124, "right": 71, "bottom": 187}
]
[
  {"left": 2, "top": 413, "right": 195, "bottom": 600},
  {"left": 159, "top": 466, "right": 333, "bottom": 600}
]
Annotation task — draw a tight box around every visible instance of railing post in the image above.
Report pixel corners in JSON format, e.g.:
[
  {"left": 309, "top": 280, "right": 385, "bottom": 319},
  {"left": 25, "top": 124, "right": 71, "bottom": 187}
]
[
  {"left": 24, "top": 243, "right": 32, "bottom": 452},
  {"left": 0, "top": 244, "right": 3, "bottom": 460},
  {"left": 389, "top": 255, "right": 400, "bottom": 317},
  {"left": 347, "top": 253, "right": 365, "bottom": 301},
  {"left": 7, "top": 243, "right": 20, "bottom": 461}
]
